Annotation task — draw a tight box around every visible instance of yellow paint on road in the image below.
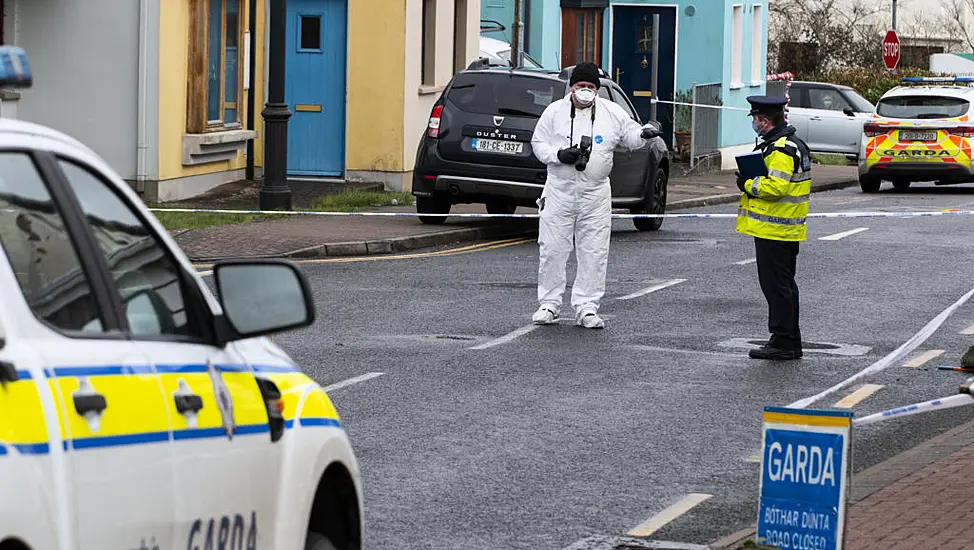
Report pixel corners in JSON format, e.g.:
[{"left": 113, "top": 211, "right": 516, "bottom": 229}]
[
  {"left": 626, "top": 493, "right": 713, "bottom": 537},
  {"left": 833, "top": 384, "right": 884, "bottom": 409},
  {"left": 903, "top": 349, "right": 945, "bottom": 368}
]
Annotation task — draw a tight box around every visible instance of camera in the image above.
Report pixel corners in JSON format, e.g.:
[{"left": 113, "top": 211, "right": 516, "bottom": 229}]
[{"left": 575, "top": 135, "right": 592, "bottom": 171}]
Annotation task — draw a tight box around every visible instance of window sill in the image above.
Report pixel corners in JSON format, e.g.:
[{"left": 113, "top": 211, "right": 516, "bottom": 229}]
[
  {"left": 730, "top": 82, "right": 745, "bottom": 90},
  {"left": 418, "top": 85, "right": 445, "bottom": 96},
  {"left": 182, "top": 129, "right": 257, "bottom": 166},
  {"left": 749, "top": 80, "right": 764, "bottom": 87}
]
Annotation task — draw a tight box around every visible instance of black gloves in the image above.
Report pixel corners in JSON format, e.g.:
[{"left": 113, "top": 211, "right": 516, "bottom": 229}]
[
  {"left": 641, "top": 127, "right": 658, "bottom": 139},
  {"left": 735, "top": 171, "right": 747, "bottom": 193},
  {"left": 558, "top": 146, "right": 581, "bottom": 165}
]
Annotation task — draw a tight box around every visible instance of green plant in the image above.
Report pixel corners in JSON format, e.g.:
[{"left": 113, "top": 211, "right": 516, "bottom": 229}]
[
  {"left": 674, "top": 88, "right": 693, "bottom": 133},
  {"left": 797, "top": 67, "right": 943, "bottom": 105}
]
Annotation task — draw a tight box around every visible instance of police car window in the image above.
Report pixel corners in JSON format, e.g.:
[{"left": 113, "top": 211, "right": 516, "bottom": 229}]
[
  {"left": 56, "top": 159, "right": 203, "bottom": 340},
  {"left": 0, "top": 153, "right": 104, "bottom": 332},
  {"left": 876, "top": 96, "right": 971, "bottom": 119},
  {"left": 808, "top": 88, "right": 851, "bottom": 112}
]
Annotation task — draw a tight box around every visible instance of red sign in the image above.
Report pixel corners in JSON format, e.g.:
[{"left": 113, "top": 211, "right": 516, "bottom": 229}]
[{"left": 883, "top": 30, "right": 900, "bottom": 70}]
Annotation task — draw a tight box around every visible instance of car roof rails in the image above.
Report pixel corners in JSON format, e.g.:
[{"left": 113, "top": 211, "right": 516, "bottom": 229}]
[
  {"left": 480, "top": 19, "right": 506, "bottom": 33},
  {"left": 900, "top": 76, "right": 974, "bottom": 87},
  {"left": 557, "top": 64, "right": 610, "bottom": 81},
  {"left": 0, "top": 46, "right": 32, "bottom": 89}
]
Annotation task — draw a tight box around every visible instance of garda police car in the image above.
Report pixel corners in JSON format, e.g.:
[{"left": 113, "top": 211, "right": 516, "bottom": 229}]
[
  {"left": 0, "top": 47, "right": 361, "bottom": 550},
  {"left": 859, "top": 76, "right": 974, "bottom": 192}
]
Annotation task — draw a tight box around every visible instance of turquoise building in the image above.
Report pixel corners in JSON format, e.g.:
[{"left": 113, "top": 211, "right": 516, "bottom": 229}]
[{"left": 481, "top": 0, "right": 769, "bottom": 162}]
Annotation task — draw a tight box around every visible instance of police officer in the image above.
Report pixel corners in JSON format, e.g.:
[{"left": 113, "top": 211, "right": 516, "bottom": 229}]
[{"left": 736, "top": 96, "right": 811, "bottom": 360}]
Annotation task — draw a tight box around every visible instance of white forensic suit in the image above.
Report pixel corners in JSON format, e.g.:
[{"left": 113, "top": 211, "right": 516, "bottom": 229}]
[{"left": 531, "top": 96, "right": 649, "bottom": 323}]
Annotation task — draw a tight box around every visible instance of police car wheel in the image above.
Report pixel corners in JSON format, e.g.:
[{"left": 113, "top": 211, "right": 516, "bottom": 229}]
[
  {"left": 305, "top": 531, "right": 338, "bottom": 550},
  {"left": 859, "top": 175, "right": 881, "bottom": 193},
  {"left": 632, "top": 167, "right": 667, "bottom": 231},
  {"left": 892, "top": 178, "right": 911, "bottom": 190}
]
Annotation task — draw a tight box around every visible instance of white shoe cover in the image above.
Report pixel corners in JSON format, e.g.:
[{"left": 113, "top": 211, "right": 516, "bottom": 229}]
[
  {"left": 532, "top": 306, "right": 559, "bottom": 325},
  {"left": 577, "top": 312, "right": 604, "bottom": 329}
]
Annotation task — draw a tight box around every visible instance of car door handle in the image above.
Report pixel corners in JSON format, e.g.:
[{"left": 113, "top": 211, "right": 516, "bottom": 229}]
[
  {"left": 74, "top": 393, "right": 107, "bottom": 415},
  {"left": 0, "top": 360, "right": 18, "bottom": 383},
  {"left": 810, "top": 116, "right": 822, "bottom": 121},
  {"left": 174, "top": 394, "right": 204, "bottom": 414}
]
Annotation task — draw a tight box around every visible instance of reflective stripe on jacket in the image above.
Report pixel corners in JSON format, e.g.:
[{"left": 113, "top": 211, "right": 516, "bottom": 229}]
[{"left": 735, "top": 125, "right": 811, "bottom": 242}]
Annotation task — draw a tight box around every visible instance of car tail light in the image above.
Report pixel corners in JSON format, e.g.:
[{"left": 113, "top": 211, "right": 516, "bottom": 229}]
[
  {"left": 948, "top": 126, "right": 974, "bottom": 138},
  {"left": 863, "top": 123, "right": 888, "bottom": 138},
  {"left": 427, "top": 105, "right": 444, "bottom": 138}
]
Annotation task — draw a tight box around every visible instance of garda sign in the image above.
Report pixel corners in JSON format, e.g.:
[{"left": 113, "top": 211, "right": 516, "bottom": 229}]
[{"left": 757, "top": 406, "right": 853, "bottom": 550}]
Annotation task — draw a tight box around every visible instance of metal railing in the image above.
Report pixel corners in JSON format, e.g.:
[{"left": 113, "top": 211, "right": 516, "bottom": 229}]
[{"left": 689, "top": 82, "right": 722, "bottom": 170}]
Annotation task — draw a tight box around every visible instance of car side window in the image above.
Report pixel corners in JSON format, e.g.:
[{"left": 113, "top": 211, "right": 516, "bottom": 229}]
[
  {"left": 56, "top": 158, "right": 205, "bottom": 341},
  {"left": 609, "top": 87, "right": 639, "bottom": 122},
  {"left": 789, "top": 86, "right": 809, "bottom": 109},
  {"left": 808, "top": 88, "right": 851, "bottom": 112},
  {"left": 597, "top": 87, "right": 612, "bottom": 100},
  {"left": 0, "top": 152, "right": 105, "bottom": 332}
]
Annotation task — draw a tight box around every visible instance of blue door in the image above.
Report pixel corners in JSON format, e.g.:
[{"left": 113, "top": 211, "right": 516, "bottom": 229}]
[
  {"left": 286, "top": 0, "right": 347, "bottom": 176},
  {"left": 611, "top": 6, "right": 677, "bottom": 147}
]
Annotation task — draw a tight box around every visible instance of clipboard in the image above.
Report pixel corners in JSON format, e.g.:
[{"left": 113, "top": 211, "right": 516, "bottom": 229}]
[{"left": 735, "top": 152, "right": 768, "bottom": 179}]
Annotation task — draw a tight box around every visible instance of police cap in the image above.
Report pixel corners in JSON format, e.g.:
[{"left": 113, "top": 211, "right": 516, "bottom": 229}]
[{"left": 746, "top": 95, "right": 787, "bottom": 116}]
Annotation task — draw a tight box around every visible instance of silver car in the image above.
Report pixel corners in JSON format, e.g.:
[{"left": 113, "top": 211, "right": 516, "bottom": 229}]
[{"left": 787, "top": 81, "right": 876, "bottom": 159}]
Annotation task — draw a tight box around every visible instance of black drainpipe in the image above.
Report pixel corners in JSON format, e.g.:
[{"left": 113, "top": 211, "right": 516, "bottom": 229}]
[{"left": 245, "top": 0, "right": 258, "bottom": 180}]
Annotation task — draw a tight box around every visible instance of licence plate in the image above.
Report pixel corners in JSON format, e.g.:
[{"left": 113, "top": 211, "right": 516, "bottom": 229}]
[
  {"left": 472, "top": 138, "right": 523, "bottom": 154},
  {"left": 899, "top": 131, "right": 938, "bottom": 142}
]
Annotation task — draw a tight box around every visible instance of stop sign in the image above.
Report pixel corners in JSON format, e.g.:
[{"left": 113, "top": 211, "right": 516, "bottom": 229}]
[{"left": 883, "top": 30, "right": 900, "bottom": 70}]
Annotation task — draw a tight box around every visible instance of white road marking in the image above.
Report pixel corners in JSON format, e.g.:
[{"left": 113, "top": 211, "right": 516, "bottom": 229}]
[
  {"left": 626, "top": 493, "right": 713, "bottom": 537},
  {"left": 903, "top": 349, "right": 945, "bottom": 368},
  {"left": 324, "top": 372, "right": 385, "bottom": 392},
  {"left": 818, "top": 227, "right": 869, "bottom": 241},
  {"left": 616, "top": 279, "right": 687, "bottom": 301},
  {"left": 718, "top": 338, "right": 871, "bottom": 357},
  {"left": 789, "top": 284, "right": 974, "bottom": 409},
  {"left": 745, "top": 453, "right": 761, "bottom": 463},
  {"left": 833, "top": 384, "right": 884, "bottom": 408},
  {"left": 470, "top": 324, "right": 539, "bottom": 350},
  {"left": 961, "top": 323, "right": 974, "bottom": 335},
  {"left": 733, "top": 258, "right": 756, "bottom": 266}
]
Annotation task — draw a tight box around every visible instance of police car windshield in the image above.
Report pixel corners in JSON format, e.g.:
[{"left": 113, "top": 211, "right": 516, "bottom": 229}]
[
  {"left": 447, "top": 73, "right": 565, "bottom": 118},
  {"left": 876, "top": 95, "right": 970, "bottom": 119}
]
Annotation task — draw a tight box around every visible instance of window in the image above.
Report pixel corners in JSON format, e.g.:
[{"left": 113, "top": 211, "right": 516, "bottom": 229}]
[
  {"left": 808, "top": 88, "right": 851, "bottom": 112},
  {"left": 876, "top": 96, "right": 971, "bottom": 119},
  {"left": 561, "top": 9, "right": 602, "bottom": 68},
  {"left": 57, "top": 159, "right": 204, "bottom": 341},
  {"left": 421, "top": 0, "right": 436, "bottom": 86},
  {"left": 188, "top": 0, "right": 244, "bottom": 133},
  {"left": 299, "top": 15, "right": 322, "bottom": 51},
  {"left": 636, "top": 23, "right": 654, "bottom": 53},
  {"left": 751, "top": 4, "right": 763, "bottom": 84},
  {"left": 453, "top": 0, "right": 468, "bottom": 74},
  {"left": 609, "top": 87, "right": 639, "bottom": 121},
  {"left": 446, "top": 73, "right": 564, "bottom": 118},
  {"left": 0, "top": 153, "right": 103, "bottom": 332},
  {"left": 731, "top": 5, "right": 743, "bottom": 87}
]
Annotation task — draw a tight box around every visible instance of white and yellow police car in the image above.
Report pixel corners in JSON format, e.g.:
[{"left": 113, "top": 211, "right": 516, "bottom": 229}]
[
  {"left": 859, "top": 76, "right": 974, "bottom": 192},
  {"left": 0, "top": 47, "right": 361, "bottom": 550}
]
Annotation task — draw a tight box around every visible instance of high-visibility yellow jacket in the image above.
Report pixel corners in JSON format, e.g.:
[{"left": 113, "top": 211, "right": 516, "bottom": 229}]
[{"left": 735, "top": 125, "right": 812, "bottom": 242}]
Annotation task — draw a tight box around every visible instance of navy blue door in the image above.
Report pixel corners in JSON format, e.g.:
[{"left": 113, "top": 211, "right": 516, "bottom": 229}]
[
  {"left": 611, "top": 6, "right": 677, "bottom": 147},
  {"left": 285, "top": 0, "right": 347, "bottom": 176}
]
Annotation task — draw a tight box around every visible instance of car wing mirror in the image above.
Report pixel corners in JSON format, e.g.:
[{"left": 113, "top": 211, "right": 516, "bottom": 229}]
[
  {"left": 213, "top": 260, "right": 315, "bottom": 345},
  {"left": 843, "top": 107, "right": 855, "bottom": 117}
]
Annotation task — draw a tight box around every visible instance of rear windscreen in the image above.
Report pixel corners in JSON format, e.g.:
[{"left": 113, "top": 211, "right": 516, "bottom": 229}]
[
  {"left": 876, "top": 95, "right": 971, "bottom": 119},
  {"left": 446, "top": 73, "right": 565, "bottom": 118}
]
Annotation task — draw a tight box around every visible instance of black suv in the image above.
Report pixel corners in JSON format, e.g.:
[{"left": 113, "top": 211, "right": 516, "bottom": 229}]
[{"left": 412, "top": 63, "right": 670, "bottom": 231}]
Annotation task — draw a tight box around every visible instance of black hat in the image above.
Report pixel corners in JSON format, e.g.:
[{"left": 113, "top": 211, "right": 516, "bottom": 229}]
[
  {"left": 746, "top": 95, "right": 787, "bottom": 116},
  {"left": 570, "top": 62, "right": 602, "bottom": 89}
]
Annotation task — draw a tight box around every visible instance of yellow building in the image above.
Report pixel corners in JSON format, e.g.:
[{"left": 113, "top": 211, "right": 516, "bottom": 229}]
[{"left": 1, "top": 0, "right": 480, "bottom": 202}]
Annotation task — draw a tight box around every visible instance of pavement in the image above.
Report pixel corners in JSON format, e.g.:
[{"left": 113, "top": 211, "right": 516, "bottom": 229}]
[
  {"left": 170, "top": 164, "right": 859, "bottom": 262},
  {"left": 210, "top": 181, "right": 974, "bottom": 549}
]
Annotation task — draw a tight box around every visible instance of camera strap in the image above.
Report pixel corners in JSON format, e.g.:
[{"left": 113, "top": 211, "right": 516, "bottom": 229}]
[{"left": 569, "top": 101, "right": 596, "bottom": 146}]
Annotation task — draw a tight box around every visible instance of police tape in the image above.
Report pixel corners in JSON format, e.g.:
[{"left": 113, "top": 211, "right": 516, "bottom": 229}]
[
  {"left": 148, "top": 208, "right": 974, "bottom": 219},
  {"left": 651, "top": 99, "right": 874, "bottom": 123},
  {"left": 853, "top": 393, "right": 974, "bottom": 427}
]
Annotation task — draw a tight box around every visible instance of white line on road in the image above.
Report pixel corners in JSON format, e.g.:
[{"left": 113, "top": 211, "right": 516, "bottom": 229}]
[
  {"left": 616, "top": 279, "right": 687, "bottom": 301},
  {"left": 961, "top": 324, "right": 974, "bottom": 336},
  {"left": 789, "top": 284, "right": 974, "bottom": 409},
  {"left": 324, "top": 372, "right": 385, "bottom": 392},
  {"left": 469, "top": 324, "right": 539, "bottom": 350},
  {"left": 733, "top": 258, "right": 756, "bottom": 266},
  {"left": 626, "top": 493, "right": 713, "bottom": 537},
  {"left": 833, "top": 384, "right": 884, "bottom": 409},
  {"left": 745, "top": 453, "right": 761, "bottom": 463},
  {"left": 818, "top": 227, "right": 869, "bottom": 241},
  {"left": 903, "top": 349, "right": 945, "bottom": 368}
]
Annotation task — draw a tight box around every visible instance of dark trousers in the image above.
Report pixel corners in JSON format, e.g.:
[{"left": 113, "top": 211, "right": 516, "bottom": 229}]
[{"left": 754, "top": 237, "right": 801, "bottom": 351}]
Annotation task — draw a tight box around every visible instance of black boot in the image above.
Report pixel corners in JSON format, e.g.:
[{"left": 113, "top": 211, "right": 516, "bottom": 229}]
[
  {"left": 962, "top": 346, "right": 974, "bottom": 369},
  {"left": 749, "top": 345, "right": 803, "bottom": 360}
]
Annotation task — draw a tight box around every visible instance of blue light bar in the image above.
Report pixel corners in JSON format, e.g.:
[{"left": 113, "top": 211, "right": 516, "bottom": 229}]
[
  {"left": 900, "top": 76, "right": 974, "bottom": 84},
  {"left": 0, "top": 46, "right": 32, "bottom": 89}
]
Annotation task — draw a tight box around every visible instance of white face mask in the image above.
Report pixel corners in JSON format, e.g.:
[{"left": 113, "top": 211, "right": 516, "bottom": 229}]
[{"left": 574, "top": 88, "right": 596, "bottom": 106}]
